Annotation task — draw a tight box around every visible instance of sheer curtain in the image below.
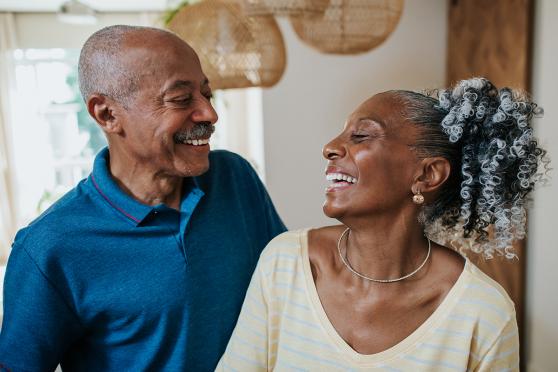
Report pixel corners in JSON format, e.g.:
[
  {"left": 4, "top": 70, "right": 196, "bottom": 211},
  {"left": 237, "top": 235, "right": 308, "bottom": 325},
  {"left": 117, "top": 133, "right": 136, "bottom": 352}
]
[{"left": 0, "top": 13, "right": 17, "bottom": 264}]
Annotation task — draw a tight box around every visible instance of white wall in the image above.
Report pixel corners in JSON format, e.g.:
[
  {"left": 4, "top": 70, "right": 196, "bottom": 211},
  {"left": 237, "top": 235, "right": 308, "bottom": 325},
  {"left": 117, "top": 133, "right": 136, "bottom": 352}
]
[
  {"left": 527, "top": 0, "right": 558, "bottom": 371},
  {"left": 262, "top": 0, "right": 448, "bottom": 229}
]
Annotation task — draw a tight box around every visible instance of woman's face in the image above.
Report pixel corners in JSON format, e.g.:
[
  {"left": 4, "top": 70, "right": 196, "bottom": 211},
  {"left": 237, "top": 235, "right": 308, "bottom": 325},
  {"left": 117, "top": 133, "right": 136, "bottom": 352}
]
[{"left": 322, "top": 92, "right": 422, "bottom": 220}]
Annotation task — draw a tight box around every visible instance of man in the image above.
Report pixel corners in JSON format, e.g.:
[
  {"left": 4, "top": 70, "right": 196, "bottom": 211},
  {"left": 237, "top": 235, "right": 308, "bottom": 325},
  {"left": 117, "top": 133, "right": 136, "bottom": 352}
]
[{"left": 0, "top": 25, "right": 285, "bottom": 371}]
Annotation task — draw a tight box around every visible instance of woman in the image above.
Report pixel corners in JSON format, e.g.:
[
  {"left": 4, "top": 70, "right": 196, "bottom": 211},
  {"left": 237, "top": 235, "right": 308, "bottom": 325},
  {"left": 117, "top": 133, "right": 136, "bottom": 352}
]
[{"left": 217, "top": 78, "right": 546, "bottom": 371}]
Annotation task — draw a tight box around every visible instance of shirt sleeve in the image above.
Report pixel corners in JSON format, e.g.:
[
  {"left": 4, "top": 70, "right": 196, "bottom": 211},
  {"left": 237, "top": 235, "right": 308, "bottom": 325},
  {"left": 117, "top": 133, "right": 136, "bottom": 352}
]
[
  {"left": 0, "top": 243, "right": 83, "bottom": 371},
  {"left": 474, "top": 316, "right": 520, "bottom": 372},
  {"left": 216, "top": 259, "right": 270, "bottom": 371}
]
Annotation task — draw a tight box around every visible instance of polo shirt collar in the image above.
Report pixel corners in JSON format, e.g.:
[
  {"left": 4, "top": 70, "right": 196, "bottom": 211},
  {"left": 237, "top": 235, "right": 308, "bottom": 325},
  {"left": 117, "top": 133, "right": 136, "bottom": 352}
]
[{"left": 89, "top": 147, "right": 204, "bottom": 226}]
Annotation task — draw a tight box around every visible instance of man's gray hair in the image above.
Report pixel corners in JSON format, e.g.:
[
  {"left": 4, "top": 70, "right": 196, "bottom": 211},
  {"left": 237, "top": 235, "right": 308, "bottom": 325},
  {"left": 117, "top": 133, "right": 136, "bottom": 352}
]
[{"left": 78, "top": 25, "right": 171, "bottom": 106}]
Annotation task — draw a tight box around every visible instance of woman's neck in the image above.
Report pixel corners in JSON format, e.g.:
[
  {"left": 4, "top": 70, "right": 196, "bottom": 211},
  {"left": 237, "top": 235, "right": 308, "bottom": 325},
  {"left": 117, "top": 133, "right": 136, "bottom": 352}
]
[{"left": 339, "top": 212, "right": 429, "bottom": 282}]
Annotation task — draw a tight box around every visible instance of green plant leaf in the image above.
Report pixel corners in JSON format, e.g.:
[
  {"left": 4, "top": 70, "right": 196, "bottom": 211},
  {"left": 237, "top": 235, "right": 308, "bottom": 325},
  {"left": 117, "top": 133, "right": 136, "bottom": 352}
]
[{"left": 163, "top": 0, "right": 192, "bottom": 25}]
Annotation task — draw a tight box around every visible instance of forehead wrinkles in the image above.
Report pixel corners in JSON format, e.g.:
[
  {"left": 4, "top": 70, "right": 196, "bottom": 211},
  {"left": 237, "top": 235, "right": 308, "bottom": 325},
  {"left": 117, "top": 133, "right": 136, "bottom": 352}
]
[
  {"left": 347, "top": 100, "right": 388, "bottom": 130},
  {"left": 364, "top": 94, "right": 416, "bottom": 142},
  {"left": 333, "top": 94, "right": 421, "bottom": 156},
  {"left": 121, "top": 49, "right": 191, "bottom": 99},
  {"left": 118, "top": 47, "right": 158, "bottom": 81},
  {"left": 122, "top": 32, "right": 197, "bottom": 73},
  {"left": 384, "top": 93, "right": 425, "bottom": 145}
]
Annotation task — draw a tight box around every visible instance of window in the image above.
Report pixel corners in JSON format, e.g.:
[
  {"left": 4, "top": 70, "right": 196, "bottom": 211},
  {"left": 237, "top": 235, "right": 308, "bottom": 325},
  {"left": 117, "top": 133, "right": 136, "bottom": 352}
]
[{"left": 10, "top": 48, "right": 106, "bottom": 225}]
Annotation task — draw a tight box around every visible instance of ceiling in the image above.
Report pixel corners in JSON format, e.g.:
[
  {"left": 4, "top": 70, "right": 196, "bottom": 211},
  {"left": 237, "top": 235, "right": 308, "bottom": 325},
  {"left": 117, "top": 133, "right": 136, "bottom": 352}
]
[{"left": 0, "top": 0, "right": 173, "bottom": 12}]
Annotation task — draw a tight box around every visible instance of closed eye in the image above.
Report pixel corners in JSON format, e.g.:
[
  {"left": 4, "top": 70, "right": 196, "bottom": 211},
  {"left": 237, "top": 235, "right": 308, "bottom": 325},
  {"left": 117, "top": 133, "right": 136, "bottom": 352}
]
[
  {"left": 168, "top": 92, "right": 212, "bottom": 106},
  {"left": 351, "top": 134, "right": 370, "bottom": 142},
  {"left": 169, "top": 96, "right": 193, "bottom": 105}
]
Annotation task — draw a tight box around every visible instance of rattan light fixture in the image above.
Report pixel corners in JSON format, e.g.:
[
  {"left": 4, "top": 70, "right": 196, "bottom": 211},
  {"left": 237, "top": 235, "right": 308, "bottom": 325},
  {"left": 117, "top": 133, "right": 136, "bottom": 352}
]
[
  {"left": 242, "top": 0, "right": 329, "bottom": 17},
  {"left": 167, "top": 0, "right": 286, "bottom": 89},
  {"left": 290, "top": 0, "right": 404, "bottom": 55}
]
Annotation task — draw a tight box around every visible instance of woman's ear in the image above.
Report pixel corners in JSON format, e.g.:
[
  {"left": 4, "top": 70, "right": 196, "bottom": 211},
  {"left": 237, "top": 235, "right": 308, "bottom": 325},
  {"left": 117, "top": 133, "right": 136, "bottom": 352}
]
[
  {"left": 412, "top": 157, "right": 451, "bottom": 194},
  {"left": 87, "top": 94, "right": 123, "bottom": 135}
]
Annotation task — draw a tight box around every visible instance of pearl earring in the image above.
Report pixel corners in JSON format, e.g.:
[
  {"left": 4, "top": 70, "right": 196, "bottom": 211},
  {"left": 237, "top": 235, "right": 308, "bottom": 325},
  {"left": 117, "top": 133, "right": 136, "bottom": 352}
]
[{"left": 413, "top": 190, "right": 424, "bottom": 204}]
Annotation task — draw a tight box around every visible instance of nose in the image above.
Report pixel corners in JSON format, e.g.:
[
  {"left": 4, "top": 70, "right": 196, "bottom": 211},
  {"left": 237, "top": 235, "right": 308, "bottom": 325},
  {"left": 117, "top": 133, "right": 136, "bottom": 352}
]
[
  {"left": 322, "top": 135, "right": 345, "bottom": 160},
  {"left": 191, "top": 95, "right": 219, "bottom": 125}
]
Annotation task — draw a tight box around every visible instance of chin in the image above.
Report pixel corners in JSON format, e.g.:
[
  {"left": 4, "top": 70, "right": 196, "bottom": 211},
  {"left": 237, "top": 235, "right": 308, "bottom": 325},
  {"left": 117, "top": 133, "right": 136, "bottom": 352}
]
[
  {"left": 322, "top": 202, "right": 344, "bottom": 220},
  {"left": 175, "top": 160, "right": 210, "bottom": 178}
]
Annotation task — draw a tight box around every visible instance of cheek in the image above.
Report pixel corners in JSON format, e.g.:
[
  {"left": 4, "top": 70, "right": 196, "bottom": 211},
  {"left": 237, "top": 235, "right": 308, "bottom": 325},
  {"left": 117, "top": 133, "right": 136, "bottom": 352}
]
[
  {"left": 152, "top": 121, "right": 183, "bottom": 150},
  {"left": 354, "top": 152, "right": 415, "bottom": 192},
  {"left": 160, "top": 113, "right": 193, "bottom": 143},
  {"left": 354, "top": 150, "right": 389, "bottom": 179},
  {"left": 159, "top": 132, "right": 175, "bottom": 148}
]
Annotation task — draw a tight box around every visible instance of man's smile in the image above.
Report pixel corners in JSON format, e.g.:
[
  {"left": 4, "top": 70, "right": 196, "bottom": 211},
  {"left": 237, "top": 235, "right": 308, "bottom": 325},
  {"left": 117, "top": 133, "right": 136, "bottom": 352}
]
[{"left": 175, "top": 137, "right": 210, "bottom": 146}]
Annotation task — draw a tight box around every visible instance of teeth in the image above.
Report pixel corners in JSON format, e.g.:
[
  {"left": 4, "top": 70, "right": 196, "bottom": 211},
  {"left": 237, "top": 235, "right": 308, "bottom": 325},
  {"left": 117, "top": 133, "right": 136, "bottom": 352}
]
[
  {"left": 325, "top": 173, "right": 357, "bottom": 184},
  {"left": 184, "top": 138, "right": 209, "bottom": 146}
]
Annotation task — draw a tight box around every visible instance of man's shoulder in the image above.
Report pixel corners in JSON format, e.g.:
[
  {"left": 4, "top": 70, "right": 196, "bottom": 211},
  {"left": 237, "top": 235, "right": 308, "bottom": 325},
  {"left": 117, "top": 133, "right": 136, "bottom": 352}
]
[
  {"left": 201, "top": 150, "right": 261, "bottom": 190},
  {"left": 14, "top": 179, "right": 95, "bottom": 252},
  {"left": 208, "top": 150, "right": 252, "bottom": 171}
]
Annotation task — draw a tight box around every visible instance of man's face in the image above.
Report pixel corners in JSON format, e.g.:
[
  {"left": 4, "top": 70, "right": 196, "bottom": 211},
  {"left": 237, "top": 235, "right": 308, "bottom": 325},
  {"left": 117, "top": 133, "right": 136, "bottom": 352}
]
[{"left": 114, "top": 33, "right": 218, "bottom": 178}]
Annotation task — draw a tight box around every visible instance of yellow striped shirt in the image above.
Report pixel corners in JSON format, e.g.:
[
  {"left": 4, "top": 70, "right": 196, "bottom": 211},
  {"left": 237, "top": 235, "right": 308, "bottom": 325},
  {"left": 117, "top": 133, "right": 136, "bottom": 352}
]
[{"left": 217, "top": 229, "right": 519, "bottom": 371}]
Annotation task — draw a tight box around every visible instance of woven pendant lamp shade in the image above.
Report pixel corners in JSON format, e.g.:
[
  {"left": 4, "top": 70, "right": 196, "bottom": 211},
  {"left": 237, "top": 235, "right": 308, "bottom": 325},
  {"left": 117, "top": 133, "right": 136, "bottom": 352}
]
[
  {"left": 167, "top": 0, "right": 286, "bottom": 89},
  {"left": 290, "top": 0, "right": 404, "bottom": 55},
  {"left": 242, "top": 0, "right": 329, "bottom": 17}
]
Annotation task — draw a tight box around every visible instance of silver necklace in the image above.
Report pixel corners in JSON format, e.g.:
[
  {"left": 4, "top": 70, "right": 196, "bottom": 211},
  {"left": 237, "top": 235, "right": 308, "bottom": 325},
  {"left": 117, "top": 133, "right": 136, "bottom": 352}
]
[{"left": 337, "top": 228, "right": 431, "bottom": 283}]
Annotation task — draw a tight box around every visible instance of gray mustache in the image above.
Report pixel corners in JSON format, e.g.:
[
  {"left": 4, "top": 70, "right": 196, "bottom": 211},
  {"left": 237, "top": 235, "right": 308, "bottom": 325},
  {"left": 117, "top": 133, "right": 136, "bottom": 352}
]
[{"left": 174, "top": 123, "right": 215, "bottom": 142}]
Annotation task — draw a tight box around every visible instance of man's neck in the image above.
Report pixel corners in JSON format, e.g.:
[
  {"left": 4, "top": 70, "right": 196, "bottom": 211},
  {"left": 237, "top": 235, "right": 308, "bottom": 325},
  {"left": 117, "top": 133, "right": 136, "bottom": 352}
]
[{"left": 108, "top": 156, "right": 184, "bottom": 211}]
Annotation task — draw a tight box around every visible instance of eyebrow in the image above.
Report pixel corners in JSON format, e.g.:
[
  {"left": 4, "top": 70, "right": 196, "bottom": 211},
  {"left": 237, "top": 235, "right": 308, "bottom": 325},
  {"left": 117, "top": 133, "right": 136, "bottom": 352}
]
[
  {"left": 358, "top": 116, "right": 386, "bottom": 129},
  {"left": 163, "top": 80, "right": 193, "bottom": 95},
  {"left": 162, "top": 78, "right": 211, "bottom": 96}
]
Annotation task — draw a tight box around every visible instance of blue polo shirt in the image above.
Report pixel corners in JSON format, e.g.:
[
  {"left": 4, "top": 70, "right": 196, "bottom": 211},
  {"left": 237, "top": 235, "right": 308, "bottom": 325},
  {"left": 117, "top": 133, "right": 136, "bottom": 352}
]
[{"left": 0, "top": 148, "right": 286, "bottom": 371}]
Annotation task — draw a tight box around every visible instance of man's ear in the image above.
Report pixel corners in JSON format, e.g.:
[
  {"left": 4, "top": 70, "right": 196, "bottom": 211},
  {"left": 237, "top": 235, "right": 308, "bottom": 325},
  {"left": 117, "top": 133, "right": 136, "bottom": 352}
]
[
  {"left": 86, "top": 94, "right": 123, "bottom": 135},
  {"left": 412, "top": 157, "right": 452, "bottom": 195}
]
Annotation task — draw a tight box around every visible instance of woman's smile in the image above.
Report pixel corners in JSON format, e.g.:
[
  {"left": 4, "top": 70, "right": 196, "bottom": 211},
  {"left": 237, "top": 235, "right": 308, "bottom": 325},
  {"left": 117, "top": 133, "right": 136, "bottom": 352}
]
[{"left": 325, "top": 168, "right": 358, "bottom": 193}]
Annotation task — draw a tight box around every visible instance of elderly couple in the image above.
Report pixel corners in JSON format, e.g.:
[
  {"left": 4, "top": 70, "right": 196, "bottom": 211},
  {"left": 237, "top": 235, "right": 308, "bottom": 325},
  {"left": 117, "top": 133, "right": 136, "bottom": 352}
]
[{"left": 0, "top": 25, "right": 543, "bottom": 371}]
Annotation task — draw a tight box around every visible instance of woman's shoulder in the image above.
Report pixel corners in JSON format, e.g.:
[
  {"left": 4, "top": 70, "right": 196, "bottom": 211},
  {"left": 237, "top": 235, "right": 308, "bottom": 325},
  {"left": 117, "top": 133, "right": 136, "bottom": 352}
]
[
  {"left": 439, "top": 259, "right": 518, "bottom": 346},
  {"left": 460, "top": 260, "right": 517, "bottom": 316},
  {"left": 261, "top": 226, "right": 343, "bottom": 255},
  {"left": 430, "top": 244, "right": 515, "bottom": 319},
  {"left": 254, "top": 229, "right": 313, "bottom": 301},
  {"left": 439, "top": 260, "right": 519, "bottom": 365},
  {"left": 261, "top": 229, "right": 307, "bottom": 255},
  {"left": 257, "top": 229, "right": 309, "bottom": 271}
]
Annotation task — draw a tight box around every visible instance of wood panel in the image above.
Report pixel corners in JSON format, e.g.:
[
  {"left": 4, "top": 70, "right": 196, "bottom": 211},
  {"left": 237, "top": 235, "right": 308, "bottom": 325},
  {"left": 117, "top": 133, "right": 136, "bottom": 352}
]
[
  {"left": 447, "top": 0, "right": 534, "bottom": 368},
  {"left": 447, "top": 0, "right": 533, "bottom": 89},
  {"left": 469, "top": 238, "right": 526, "bottom": 342}
]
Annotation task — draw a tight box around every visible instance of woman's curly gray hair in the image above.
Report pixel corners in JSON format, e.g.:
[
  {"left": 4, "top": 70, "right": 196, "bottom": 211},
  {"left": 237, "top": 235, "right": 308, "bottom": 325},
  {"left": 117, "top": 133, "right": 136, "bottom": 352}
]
[{"left": 392, "top": 77, "right": 548, "bottom": 259}]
